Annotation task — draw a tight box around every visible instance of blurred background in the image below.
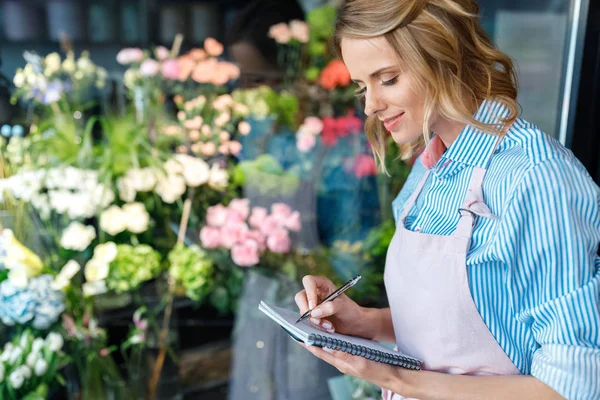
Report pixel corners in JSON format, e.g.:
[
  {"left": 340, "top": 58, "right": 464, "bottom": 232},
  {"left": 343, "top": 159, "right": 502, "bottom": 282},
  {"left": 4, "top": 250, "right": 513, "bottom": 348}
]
[{"left": 0, "top": 0, "right": 598, "bottom": 399}]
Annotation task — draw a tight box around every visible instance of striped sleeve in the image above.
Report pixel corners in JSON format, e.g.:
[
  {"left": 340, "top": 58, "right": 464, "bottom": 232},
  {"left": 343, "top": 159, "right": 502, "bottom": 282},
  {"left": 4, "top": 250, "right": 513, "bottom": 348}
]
[{"left": 496, "top": 157, "right": 600, "bottom": 399}]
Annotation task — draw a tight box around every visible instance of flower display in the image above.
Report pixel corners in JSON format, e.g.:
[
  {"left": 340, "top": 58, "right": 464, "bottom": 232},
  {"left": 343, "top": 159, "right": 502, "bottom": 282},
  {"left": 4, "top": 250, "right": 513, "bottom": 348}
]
[
  {"left": 105, "top": 244, "right": 162, "bottom": 293},
  {"left": 200, "top": 199, "right": 301, "bottom": 267},
  {"left": 0, "top": 275, "right": 65, "bottom": 329},
  {"left": 0, "top": 330, "right": 66, "bottom": 400},
  {"left": 319, "top": 59, "right": 352, "bottom": 90},
  {"left": 60, "top": 222, "right": 96, "bottom": 251}
]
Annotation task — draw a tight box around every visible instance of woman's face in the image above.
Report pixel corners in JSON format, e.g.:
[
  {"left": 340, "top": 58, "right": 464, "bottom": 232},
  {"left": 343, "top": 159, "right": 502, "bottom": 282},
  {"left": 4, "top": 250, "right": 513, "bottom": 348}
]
[{"left": 341, "top": 36, "right": 427, "bottom": 144}]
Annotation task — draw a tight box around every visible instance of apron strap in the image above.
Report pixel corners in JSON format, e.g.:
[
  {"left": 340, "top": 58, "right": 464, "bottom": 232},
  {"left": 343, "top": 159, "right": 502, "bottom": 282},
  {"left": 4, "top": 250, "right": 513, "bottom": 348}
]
[{"left": 399, "top": 169, "right": 431, "bottom": 223}]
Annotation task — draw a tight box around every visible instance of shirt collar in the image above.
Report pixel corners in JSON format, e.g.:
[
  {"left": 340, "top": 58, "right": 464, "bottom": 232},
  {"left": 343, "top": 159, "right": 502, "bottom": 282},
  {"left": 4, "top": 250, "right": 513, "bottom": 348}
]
[{"left": 438, "top": 99, "right": 510, "bottom": 170}]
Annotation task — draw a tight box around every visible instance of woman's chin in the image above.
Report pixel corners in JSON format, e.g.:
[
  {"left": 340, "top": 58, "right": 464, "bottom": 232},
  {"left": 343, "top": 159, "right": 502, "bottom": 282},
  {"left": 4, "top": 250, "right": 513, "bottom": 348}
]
[{"left": 390, "top": 130, "right": 420, "bottom": 145}]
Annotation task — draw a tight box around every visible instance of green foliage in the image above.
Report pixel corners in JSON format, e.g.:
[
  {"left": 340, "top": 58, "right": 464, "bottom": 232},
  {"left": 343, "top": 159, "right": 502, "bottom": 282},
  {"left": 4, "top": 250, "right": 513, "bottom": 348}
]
[
  {"left": 106, "top": 244, "right": 163, "bottom": 293},
  {"left": 168, "top": 244, "right": 214, "bottom": 302}
]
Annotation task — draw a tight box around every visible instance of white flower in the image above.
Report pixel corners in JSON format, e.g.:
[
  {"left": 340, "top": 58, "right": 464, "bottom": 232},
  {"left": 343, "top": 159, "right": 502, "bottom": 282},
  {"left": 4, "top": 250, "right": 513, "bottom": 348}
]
[
  {"left": 130, "top": 333, "right": 144, "bottom": 344},
  {"left": 208, "top": 164, "right": 229, "bottom": 189},
  {"left": 62, "top": 57, "right": 76, "bottom": 74},
  {"left": 44, "top": 52, "right": 62, "bottom": 76},
  {"left": 93, "top": 242, "right": 118, "bottom": 263},
  {"left": 9, "top": 369, "right": 24, "bottom": 389},
  {"left": 26, "top": 351, "right": 38, "bottom": 367},
  {"left": 83, "top": 280, "right": 108, "bottom": 297},
  {"left": 155, "top": 173, "right": 186, "bottom": 204},
  {"left": 34, "top": 358, "right": 48, "bottom": 377},
  {"left": 126, "top": 168, "right": 156, "bottom": 192},
  {"left": 19, "top": 332, "right": 30, "bottom": 349},
  {"left": 60, "top": 222, "right": 96, "bottom": 251},
  {"left": 117, "top": 177, "right": 137, "bottom": 202},
  {"left": 9, "top": 347, "right": 23, "bottom": 365},
  {"left": 32, "top": 339, "right": 44, "bottom": 354},
  {"left": 163, "top": 158, "right": 184, "bottom": 176},
  {"left": 84, "top": 259, "right": 109, "bottom": 282},
  {"left": 122, "top": 202, "right": 150, "bottom": 233},
  {"left": 20, "top": 365, "right": 31, "bottom": 379},
  {"left": 8, "top": 266, "right": 29, "bottom": 288},
  {"left": 52, "top": 260, "right": 81, "bottom": 291},
  {"left": 13, "top": 70, "right": 25, "bottom": 88},
  {"left": 175, "top": 155, "right": 210, "bottom": 187},
  {"left": 100, "top": 206, "right": 127, "bottom": 236},
  {"left": 45, "top": 333, "right": 64, "bottom": 352}
]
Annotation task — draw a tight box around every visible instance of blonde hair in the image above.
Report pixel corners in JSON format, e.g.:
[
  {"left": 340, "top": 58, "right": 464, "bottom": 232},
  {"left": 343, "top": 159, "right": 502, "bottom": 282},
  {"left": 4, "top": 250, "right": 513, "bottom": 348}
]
[{"left": 334, "top": 0, "right": 519, "bottom": 169}]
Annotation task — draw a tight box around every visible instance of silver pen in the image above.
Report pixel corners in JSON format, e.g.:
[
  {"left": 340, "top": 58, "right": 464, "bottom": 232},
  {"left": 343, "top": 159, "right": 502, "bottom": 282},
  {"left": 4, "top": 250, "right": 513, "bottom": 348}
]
[{"left": 295, "top": 275, "right": 362, "bottom": 324}]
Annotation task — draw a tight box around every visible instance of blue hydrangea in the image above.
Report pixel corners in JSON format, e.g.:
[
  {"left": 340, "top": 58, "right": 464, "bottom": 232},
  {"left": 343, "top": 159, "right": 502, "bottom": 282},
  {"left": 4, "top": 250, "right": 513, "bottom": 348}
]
[{"left": 0, "top": 275, "right": 65, "bottom": 329}]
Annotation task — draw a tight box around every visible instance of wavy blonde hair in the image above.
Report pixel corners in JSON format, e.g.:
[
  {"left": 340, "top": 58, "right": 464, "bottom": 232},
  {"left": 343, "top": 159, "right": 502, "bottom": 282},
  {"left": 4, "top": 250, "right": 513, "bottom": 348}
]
[{"left": 333, "top": 0, "right": 519, "bottom": 169}]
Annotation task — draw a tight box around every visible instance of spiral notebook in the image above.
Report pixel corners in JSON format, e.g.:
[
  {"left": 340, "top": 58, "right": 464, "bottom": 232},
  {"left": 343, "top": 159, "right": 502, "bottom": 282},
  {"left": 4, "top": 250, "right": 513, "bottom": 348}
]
[{"left": 258, "top": 301, "right": 422, "bottom": 370}]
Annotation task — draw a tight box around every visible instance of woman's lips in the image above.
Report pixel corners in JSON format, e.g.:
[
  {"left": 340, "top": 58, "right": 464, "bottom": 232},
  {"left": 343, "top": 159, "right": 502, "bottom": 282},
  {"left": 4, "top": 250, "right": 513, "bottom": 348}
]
[{"left": 383, "top": 113, "right": 404, "bottom": 131}]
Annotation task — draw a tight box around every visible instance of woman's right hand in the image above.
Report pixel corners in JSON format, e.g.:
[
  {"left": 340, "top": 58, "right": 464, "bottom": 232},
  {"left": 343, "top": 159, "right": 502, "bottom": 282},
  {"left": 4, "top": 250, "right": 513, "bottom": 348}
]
[{"left": 294, "top": 275, "right": 368, "bottom": 338}]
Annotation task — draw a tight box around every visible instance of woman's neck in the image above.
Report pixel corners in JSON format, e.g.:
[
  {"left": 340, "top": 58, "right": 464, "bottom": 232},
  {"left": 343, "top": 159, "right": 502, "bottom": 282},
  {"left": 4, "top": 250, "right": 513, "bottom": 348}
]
[{"left": 430, "top": 117, "right": 466, "bottom": 149}]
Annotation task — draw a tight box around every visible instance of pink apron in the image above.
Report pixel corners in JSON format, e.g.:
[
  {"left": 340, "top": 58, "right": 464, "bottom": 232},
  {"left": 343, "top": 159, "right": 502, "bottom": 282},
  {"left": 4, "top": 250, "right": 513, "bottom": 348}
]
[{"left": 382, "top": 139, "right": 521, "bottom": 400}]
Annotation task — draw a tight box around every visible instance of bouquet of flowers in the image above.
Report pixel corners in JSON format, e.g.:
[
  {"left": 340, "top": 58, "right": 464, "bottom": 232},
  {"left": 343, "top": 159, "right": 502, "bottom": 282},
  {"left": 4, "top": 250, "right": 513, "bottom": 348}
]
[
  {"left": 11, "top": 51, "right": 107, "bottom": 114},
  {"left": 0, "top": 330, "right": 67, "bottom": 400}
]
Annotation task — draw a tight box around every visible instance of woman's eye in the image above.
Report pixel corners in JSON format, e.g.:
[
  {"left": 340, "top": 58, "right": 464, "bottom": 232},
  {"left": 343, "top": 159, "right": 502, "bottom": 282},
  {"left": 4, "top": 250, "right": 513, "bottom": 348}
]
[{"left": 381, "top": 76, "right": 398, "bottom": 86}]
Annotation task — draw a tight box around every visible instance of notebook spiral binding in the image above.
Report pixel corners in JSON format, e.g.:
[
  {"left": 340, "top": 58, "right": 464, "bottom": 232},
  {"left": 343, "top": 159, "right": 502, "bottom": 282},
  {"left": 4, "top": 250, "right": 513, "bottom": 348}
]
[{"left": 308, "top": 334, "right": 422, "bottom": 370}]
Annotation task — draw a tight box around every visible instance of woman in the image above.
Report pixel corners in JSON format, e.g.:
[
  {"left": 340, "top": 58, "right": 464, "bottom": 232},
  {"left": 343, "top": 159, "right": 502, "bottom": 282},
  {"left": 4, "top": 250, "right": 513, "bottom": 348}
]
[{"left": 294, "top": 0, "right": 600, "bottom": 399}]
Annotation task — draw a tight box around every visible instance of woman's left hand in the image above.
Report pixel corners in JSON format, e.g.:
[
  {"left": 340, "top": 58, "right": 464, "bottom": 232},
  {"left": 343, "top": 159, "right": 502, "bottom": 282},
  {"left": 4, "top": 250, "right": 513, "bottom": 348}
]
[{"left": 301, "top": 344, "right": 412, "bottom": 394}]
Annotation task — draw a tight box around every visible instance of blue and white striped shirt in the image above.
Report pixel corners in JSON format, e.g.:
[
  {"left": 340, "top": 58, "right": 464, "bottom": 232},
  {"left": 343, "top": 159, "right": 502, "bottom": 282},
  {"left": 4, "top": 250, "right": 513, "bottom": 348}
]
[{"left": 392, "top": 100, "right": 600, "bottom": 399}]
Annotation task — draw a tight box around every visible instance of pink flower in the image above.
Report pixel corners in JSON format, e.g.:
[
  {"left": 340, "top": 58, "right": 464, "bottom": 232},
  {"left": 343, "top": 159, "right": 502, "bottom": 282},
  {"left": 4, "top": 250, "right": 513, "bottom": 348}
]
[
  {"left": 249, "top": 207, "right": 268, "bottom": 228},
  {"left": 271, "top": 203, "right": 292, "bottom": 224},
  {"left": 161, "top": 59, "right": 180, "bottom": 80},
  {"left": 223, "top": 62, "right": 241, "bottom": 80},
  {"left": 353, "top": 154, "right": 378, "bottom": 178},
  {"left": 228, "top": 199, "right": 250, "bottom": 220},
  {"left": 200, "top": 142, "right": 216, "bottom": 156},
  {"left": 260, "top": 215, "right": 282, "bottom": 236},
  {"left": 231, "top": 240, "right": 260, "bottom": 267},
  {"left": 200, "top": 226, "right": 222, "bottom": 248},
  {"left": 184, "top": 116, "right": 203, "bottom": 130},
  {"left": 140, "top": 59, "right": 160, "bottom": 76},
  {"left": 155, "top": 46, "right": 170, "bottom": 60},
  {"left": 189, "top": 49, "right": 207, "bottom": 61},
  {"left": 229, "top": 141, "right": 242, "bottom": 156},
  {"left": 238, "top": 121, "right": 251, "bottom": 135},
  {"left": 246, "top": 230, "right": 266, "bottom": 251},
  {"left": 62, "top": 315, "right": 77, "bottom": 337},
  {"left": 117, "top": 48, "right": 144, "bottom": 65},
  {"left": 99, "top": 348, "right": 111, "bottom": 357},
  {"left": 221, "top": 220, "right": 249, "bottom": 248},
  {"left": 267, "top": 229, "right": 292, "bottom": 253},
  {"left": 290, "top": 20, "right": 309, "bottom": 43},
  {"left": 206, "top": 204, "right": 229, "bottom": 227},
  {"left": 269, "top": 23, "right": 291, "bottom": 44},
  {"left": 211, "top": 67, "right": 231, "bottom": 85},
  {"left": 204, "top": 37, "right": 224, "bottom": 57},
  {"left": 285, "top": 211, "right": 302, "bottom": 232},
  {"left": 213, "top": 94, "right": 233, "bottom": 111},
  {"left": 218, "top": 144, "right": 230, "bottom": 155},
  {"left": 297, "top": 133, "right": 316, "bottom": 153},
  {"left": 178, "top": 56, "right": 197, "bottom": 81},
  {"left": 302, "top": 116, "right": 323, "bottom": 135}
]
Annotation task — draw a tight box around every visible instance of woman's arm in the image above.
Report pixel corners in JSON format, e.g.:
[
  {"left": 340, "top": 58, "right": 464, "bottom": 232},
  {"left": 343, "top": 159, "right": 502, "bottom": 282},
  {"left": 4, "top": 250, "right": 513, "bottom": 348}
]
[
  {"left": 358, "top": 306, "right": 396, "bottom": 343},
  {"left": 396, "top": 369, "right": 565, "bottom": 400}
]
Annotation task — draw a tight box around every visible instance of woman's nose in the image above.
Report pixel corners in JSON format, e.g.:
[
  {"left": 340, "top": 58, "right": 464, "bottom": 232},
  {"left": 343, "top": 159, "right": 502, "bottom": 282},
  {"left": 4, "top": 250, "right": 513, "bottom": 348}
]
[{"left": 364, "top": 89, "right": 384, "bottom": 117}]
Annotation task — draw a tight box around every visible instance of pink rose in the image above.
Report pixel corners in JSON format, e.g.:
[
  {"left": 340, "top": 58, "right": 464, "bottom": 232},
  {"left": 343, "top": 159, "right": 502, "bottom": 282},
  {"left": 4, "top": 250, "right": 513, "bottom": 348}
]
[
  {"left": 297, "top": 133, "right": 316, "bottom": 153},
  {"left": 117, "top": 48, "right": 144, "bottom": 65},
  {"left": 352, "top": 154, "right": 378, "bottom": 178},
  {"left": 267, "top": 229, "right": 292, "bottom": 254},
  {"left": 211, "top": 67, "right": 231, "bottom": 85},
  {"left": 260, "top": 215, "right": 282, "bottom": 236},
  {"left": 290, "top": 20, "right": 309, "bottom": 43},
  {"left": 249, "top": 207, "right": 268, "bottom": 228},
  {"left": 200, "top": 142, "right": 216, "bottom": 156},
  {"left": 99, "top": 348, "right": 111, "bottom": 357},
  {"left": 155, "top": 46, "right": 170, "bottom": 60},
  {"left": 268, "top": 22, "right": 291, "bottom": 44},
  {"left": 62, "top": 315, "right": 77, "bottom": 337},
  {"left": 271, "top": 203, "right": 292, "bottom": 224},
  {"left": 302, "top": 116, "right": 323, "bottom": 135},
  {"left": 285, "top": 211, "right": 302, "bottom": 232},
  {"left": 218, "top": 144, "right": 230, "bottom": 155},
  {"left": 246, "top": 230, "right": 266, "bottom": 251},
  {"left": 238, "top": 121, "right": 251, "bottom": 135},
  {"left": 229, "top": 141, "right": 242, "bottom": 156},
  {"left": 140, "top": 59, "right": 160, "bottom": 76},
  {"left": 228, "top": 199, "right": 250, "bottom": 220},
  {"left": 224, "top": 62, "right": 241, "bottom": 80},
  {"left": 204, "top": 37, "right": 224, "bottom": 57},
  {"left": 200, "top": 226, "right": 222, "bottom": 248},
  {"left": 221, "top": 220, "right": 249, "bottom": 248},
  {"left": 161, "top": 59, "right": 180, "bottom": 80},
  {"left": 206, "top": 204, "right": 229, "bottom": 227},
  {"left": 231, "top": 240, "right": 260, "bottom": 267},
  {"left": 178, "top": 57, "right": 197, "bottom": 81}
]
